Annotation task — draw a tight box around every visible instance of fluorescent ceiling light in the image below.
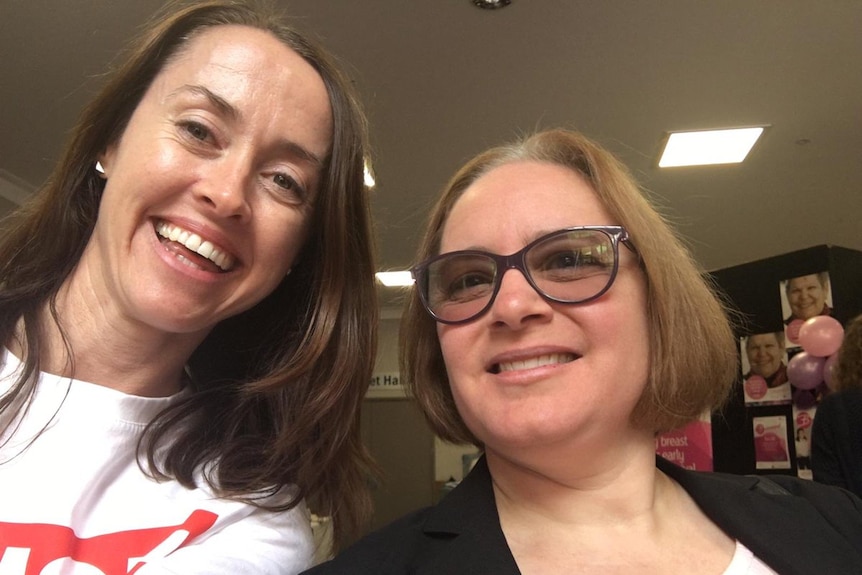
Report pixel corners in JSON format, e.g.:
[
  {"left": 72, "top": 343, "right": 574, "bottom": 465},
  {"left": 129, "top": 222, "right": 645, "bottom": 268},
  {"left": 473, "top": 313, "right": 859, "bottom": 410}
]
[
  {"left": 376, "top": 271, "right": 414, "bottom": 287},
  {"left": 658, "top": 127, "right": 764, "bottom": 167}
]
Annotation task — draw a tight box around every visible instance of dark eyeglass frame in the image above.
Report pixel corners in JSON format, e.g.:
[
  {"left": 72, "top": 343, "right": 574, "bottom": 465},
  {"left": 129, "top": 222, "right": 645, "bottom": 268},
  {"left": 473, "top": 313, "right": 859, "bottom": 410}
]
[{"left": 411, "top": 225, "right": 636, "bottom": 325}]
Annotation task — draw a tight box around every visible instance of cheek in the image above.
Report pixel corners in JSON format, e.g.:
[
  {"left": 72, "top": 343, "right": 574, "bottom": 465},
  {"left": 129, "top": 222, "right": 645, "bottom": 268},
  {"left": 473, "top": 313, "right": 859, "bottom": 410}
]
[
  {"left": 612, "top": 284, "right": 651, "bottom": 384},
  {"left": 437, "top": 326, "right": 477, "bottom": 389},
  {"left": 260, "top": 215, "right": 308, "bottom": 272},
  {"left": 437, "top": 326, "right": 460, "bottom": 373}
]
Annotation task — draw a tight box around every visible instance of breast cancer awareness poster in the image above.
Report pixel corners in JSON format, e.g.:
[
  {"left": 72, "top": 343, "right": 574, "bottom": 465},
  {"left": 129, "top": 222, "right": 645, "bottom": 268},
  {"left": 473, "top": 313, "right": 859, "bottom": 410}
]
[
  {"left": 655, "top": 411, "right": 713, "bottom": 471},
  {"left": 753, "top": 415, "right": 792, "bottom": 470}
]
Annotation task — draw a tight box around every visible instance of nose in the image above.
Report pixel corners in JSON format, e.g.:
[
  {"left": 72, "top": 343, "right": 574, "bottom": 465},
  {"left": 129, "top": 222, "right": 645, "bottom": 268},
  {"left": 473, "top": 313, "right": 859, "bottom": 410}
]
[
  {"left": 486, "top": 268, "right": 553, "bottom": 328},
  {"left": 195, "top": 158, "right": 252, "bottom": 221}
]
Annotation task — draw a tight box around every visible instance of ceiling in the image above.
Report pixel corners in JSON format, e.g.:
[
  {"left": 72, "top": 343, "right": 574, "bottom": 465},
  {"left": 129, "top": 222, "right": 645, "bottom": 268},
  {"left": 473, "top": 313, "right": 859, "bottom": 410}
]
[{"left": 1, "top": 1, "right": 860, "bottom": 312}]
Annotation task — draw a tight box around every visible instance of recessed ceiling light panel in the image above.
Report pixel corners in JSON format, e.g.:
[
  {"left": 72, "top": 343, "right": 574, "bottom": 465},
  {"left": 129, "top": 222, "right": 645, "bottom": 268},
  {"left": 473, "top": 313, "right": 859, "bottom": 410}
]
[
  {"left": 658, "top": 127, "right": 765, "bottom": 168},
  {"left": 375, "top": 271, "right": 414, "bottom": 287}
]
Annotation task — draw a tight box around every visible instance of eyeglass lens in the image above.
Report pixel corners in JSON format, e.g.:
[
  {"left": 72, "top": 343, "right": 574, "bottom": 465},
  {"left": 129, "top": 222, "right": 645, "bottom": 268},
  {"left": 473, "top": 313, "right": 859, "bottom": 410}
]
[{"left": 422, "top": 228, "right": 618, "bottom": 323}]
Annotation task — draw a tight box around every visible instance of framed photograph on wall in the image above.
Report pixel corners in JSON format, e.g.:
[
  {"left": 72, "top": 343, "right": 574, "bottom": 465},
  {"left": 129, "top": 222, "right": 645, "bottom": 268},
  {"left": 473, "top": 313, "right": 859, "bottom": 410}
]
[
  {"left": 781, "top": 272, "right": 834, "bottom": 346},
  {"left": 740, "top": 332, "right": 791, "bottom": 406}
]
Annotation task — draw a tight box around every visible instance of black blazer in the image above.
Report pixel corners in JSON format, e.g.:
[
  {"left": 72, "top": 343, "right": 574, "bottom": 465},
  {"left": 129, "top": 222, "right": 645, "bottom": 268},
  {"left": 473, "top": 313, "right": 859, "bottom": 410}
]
[{"left": 305, "top": 456, "right": 862, "bottom": 574}]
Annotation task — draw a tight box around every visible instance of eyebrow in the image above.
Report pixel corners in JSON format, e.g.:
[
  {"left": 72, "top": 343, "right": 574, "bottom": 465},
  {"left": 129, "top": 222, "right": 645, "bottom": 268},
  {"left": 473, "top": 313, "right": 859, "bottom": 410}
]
[{"left": 169, "top": 84, "right": 326, "bottom": 168}]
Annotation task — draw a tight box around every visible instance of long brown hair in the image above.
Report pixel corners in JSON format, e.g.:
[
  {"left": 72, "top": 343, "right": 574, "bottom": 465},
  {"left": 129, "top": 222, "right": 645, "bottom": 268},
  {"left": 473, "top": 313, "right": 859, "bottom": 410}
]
[
  {"left": 833, "top": 315, "right": 862, "bottom": 392},
  {"left": 0, "top": 0, "right": 377, "bottom": 549},
  {"left": 401, "top": 129, "right": 738, "bottom": 444}
]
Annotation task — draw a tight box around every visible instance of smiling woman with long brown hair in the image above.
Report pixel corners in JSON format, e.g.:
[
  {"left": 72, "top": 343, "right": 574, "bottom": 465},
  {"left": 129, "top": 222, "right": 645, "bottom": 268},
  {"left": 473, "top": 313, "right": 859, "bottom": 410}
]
[{"left": 0, "top": 1, "right": 377, "bottom": 572}]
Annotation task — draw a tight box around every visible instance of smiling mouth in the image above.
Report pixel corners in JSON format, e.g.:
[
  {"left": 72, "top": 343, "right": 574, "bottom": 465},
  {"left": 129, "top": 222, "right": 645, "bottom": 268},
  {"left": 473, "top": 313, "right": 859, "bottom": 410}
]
[
  {"left": 490, "top": 353, "right": 578, "bottom": 374},
  {"left": 155, "top": 221, "right": 235, "bottom": 272}
]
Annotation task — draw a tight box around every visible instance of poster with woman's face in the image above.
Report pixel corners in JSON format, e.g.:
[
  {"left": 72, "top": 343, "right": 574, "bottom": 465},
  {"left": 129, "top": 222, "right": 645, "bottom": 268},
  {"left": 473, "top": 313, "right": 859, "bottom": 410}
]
[
  {"left": 781, "top": 272, "right": 833, "bottom": 345},
  {"left": 740, "top": 332, "right": 791, "bottom": 405}
]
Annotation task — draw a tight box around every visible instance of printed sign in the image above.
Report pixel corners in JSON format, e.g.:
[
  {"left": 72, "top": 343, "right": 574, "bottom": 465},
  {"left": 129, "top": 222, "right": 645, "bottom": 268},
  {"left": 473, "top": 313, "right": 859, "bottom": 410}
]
[
  {"left": 753, "top": 415, "right": 792, "bottom": 470},
  {"left": 367, "top": 372, "right": 406, "bottom": 398},
  {"left": 655, "top": 412, "right": 713, "bottom": 471}
]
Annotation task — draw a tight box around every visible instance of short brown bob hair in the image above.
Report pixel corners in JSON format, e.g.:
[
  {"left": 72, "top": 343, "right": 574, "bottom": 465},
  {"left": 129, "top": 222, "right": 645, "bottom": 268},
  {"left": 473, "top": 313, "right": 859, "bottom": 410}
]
[{"left": 400, "top": 129, "right": 738, "bottom": 444}]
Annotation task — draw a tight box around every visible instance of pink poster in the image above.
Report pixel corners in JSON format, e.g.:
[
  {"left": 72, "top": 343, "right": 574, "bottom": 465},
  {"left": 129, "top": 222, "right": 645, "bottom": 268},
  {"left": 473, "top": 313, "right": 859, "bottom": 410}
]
[
  {"left": 753, "top": 415, "right": 791, "bottom": 470},
  {"left": 655, "top": 413, "right": 713, "bottom": 471}
]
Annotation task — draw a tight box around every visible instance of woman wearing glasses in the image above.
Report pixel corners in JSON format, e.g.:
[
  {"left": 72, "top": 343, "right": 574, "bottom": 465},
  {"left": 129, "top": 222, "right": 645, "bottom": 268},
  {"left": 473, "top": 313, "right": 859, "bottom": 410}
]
[{"left": 306, "top": 129, "right": 862, "bottom": 575}]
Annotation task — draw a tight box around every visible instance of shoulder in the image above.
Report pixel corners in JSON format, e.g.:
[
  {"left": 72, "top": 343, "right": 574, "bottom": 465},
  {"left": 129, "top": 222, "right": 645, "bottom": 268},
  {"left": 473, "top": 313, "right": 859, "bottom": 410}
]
[
  {"left": 814, "top": 390, "right": 862, "bottom": 425},
  {"left": 823, "top": 388, "right": 862, "bottom": 407},
  {"left": 758, "top": 471, "right": 862, "bottom": 510},
  {"left": 658, "top": 456, "right": 862, "bottom": 571},
  {"left": 140, "top": 496, "right": 315, "bottom": 574},
  {"left": 660, "top": 455, "right": 862, "bottom": 513},
  {"left": 305, "top": 456, "right": 517, "bottom": 575},
  {"left": 303, "top": 507, "right": 434, "bottom": 574}
]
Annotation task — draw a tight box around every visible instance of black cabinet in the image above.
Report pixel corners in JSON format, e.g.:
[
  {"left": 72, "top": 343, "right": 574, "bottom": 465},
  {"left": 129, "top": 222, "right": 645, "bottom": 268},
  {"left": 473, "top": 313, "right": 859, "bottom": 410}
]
[{"left": 709, "top": 245, "right": 862, "bottom": 475}]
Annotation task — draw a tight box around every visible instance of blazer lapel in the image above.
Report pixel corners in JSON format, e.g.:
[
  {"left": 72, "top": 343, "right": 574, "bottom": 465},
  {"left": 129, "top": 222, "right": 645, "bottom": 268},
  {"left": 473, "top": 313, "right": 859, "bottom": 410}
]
[{"left": 416, "top": 456, "right": 521, "bottom": 575}]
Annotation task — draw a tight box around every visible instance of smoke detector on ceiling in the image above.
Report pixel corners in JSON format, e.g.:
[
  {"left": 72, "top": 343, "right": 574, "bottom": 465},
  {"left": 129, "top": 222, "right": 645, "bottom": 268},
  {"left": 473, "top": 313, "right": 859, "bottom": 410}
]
[{"left": 472, "top": 0, "right": 511, "bottom": 9}]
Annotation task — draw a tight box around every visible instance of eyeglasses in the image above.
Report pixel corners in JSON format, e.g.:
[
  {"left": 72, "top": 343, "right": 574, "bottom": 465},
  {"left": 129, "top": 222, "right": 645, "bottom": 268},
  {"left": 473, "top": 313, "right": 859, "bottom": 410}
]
[{"left": 411, "top": 225, "right": 635, "bottom": 325}]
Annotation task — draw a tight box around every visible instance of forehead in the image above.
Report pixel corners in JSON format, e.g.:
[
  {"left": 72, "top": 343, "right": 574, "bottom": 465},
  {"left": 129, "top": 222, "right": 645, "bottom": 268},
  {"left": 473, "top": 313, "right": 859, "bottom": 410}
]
[
  {"left": 789, "top": 275, "right": 822, "bottom": 289},
  {"left": 441, "top": 160, "right": 610, "bottom": 250},
  {"left": 169, "top": 24, "right": 305, "bottom": 68},
  {"left": 151, "top": 24, "right": 331, "bottom": 146},
  {"left": 748, "top": 334, "right": 779, "bottom": 346}
]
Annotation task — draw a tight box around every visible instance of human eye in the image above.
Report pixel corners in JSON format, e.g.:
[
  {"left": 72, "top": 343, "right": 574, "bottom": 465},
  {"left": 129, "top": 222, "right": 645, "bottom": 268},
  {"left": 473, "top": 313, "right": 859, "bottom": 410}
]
[
  {"left": 545, "top": 250, "right": 585, "bottom": 271},
  {"left": 178, "top": 119, "right": 214, "bottom": 144},
  {"left": 533, "top": 243, "right": 611, "bottom": 282},
  {"left": 266, "top": 171, "right": 309, "bottom": 206},
  {"left": 429, "top": 256, "right": 495, "bottom": 304},
  {"left": 446, "top": 271, "right": 494, "bottom": 302}
]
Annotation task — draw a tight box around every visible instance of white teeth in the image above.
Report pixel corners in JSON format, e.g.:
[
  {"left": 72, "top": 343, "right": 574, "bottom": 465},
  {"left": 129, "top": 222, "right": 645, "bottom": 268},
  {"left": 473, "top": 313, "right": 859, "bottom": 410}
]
[
  {"left": 155, "top": 221, "right": 235, "bottom": 271},
  {"left": 197, "top": 241, "right": 215, "bottom": 259},
  {"left": 185, "top": 233, "right": 201, "bottom": 252},
  {"left": 497, "top": 353, "right": 576, "bottom": 373}
]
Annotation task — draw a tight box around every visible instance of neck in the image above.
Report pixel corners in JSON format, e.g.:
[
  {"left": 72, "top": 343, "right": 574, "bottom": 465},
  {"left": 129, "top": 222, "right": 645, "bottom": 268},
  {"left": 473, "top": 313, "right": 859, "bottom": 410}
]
[
  {"left": 488, "top": 443, "right": 736, "bottom": 574},
  {"left": 28, "top": 273, "right": 207, "bottom": 398},
  {"left": 487, "top": 434, "right": 663, "bottom": 528}
]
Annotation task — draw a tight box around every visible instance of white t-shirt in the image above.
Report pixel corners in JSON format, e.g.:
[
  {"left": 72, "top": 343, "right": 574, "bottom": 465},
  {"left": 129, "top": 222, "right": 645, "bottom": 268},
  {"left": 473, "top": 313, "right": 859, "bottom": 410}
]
[
  {"left": 722, "top": 541, "right": 779, "bottom": 575},
  {"left": 0, "top": 350, "right": 313, "bottom": 575}
]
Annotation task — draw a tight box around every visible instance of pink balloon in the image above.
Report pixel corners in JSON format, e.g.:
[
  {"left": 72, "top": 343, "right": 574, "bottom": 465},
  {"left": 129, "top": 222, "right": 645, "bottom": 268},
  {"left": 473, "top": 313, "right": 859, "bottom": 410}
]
[
  {"left": 823, "top": 353, "right": 839, "bottom": 390},
  {"left": 787, "top": 351, "right": 825, "bottom": 390},
  {"left": 798, "top": 316, "right": 844, "bottom": 357}
]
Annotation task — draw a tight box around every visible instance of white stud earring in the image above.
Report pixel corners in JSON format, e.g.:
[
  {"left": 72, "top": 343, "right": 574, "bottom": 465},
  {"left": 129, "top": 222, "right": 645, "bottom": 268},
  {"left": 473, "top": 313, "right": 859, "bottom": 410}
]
[{"left": 95, "top": 161, "right": 105, "bottom": 174}]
